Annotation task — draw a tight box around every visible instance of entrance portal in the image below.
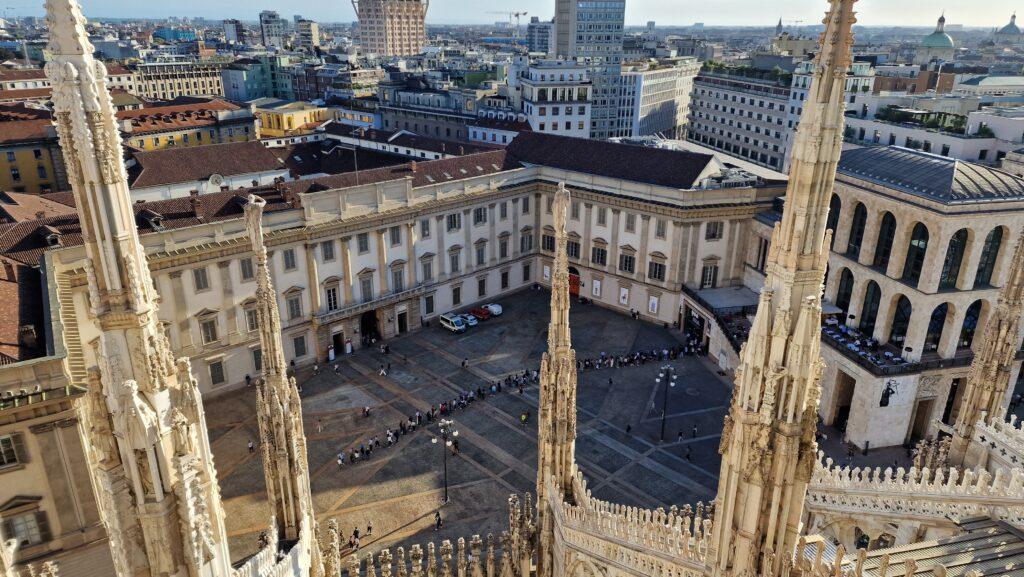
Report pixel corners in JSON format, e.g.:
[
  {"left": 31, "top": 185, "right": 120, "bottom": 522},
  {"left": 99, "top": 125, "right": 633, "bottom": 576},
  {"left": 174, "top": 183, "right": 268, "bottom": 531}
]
[
  {"left": 332, "top": 332, "right": 345, "bottom": 354},
  {"left": 910, "top": 399, "right": 935, "bottom": 442},
  {"left": 568, "top": 266, "right": 581, "bottom": 298},
  {"left": 832, "top": 370, "right": 856, "bottom": 431},
  {"left": 397, "top": 311, "right": 409, "bottom": 334},
  {"left": 360, "top": 310, "right": 380, "bottom": 346}
]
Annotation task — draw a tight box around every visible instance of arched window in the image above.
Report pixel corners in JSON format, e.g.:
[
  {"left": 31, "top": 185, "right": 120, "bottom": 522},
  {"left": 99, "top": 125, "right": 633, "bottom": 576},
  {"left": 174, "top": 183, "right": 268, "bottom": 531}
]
[
  {"left": 902, "top": 223, "right": 929, "bottom": 286},
  {"left": 846, "top": 203, "right": 868, "bottom": 259},
  {"left": 873, "top": 212, "right": 897, "bottom": 270},
  {"left": 959, "top": 300, "right": 984, "bottom": 349},
  {"left": 974, "top": 227, "right": 1004, "bottom": 288},
  {"left": 888, "top": 295, "right": 913, "bottom": 347},
  {"left": 835, "top": 268, "right": 855, "bottom": 315},
  {"left": 826, "top": 194, "right": 842, "bottom": 249},
  {"left": 938, "top": 229, "right": 969, "bottom": 290},
  {"left": 860, "top": 281, "right": 882, "bottom": 336},
  {"left": 924, "top": 303, "right": 949, "bottom": 352}
]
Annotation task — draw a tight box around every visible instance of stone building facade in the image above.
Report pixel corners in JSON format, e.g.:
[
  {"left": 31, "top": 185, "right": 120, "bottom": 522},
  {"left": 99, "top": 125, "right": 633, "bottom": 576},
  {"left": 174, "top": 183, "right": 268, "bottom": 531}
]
[{"left": 352, "top": 0, "right": 429, "bottom": 57}]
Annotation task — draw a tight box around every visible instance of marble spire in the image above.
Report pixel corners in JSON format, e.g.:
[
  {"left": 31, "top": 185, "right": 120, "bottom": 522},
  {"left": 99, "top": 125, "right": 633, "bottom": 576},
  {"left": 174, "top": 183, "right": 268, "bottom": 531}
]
[
  {"left": 707, "top": 2, "right": 857, "bottom": 577},
  {"left": 43, "top": 0, "right": 231, "bottom": 575},
  {"left": 243, "top": 196, "right": 322, "bottom": 572},
  {"left": 951, "top": 227, "right": 1024, "bottom": 465},
  {"left": 535, "top": 183, "right": 578, "bottom": 577}
]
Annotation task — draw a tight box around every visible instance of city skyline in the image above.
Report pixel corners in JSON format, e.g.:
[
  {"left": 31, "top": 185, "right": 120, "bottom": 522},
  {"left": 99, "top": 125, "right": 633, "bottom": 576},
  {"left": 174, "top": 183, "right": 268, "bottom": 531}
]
[{"left": 6, "top": 0, "right": 1021, "bottom": 28}]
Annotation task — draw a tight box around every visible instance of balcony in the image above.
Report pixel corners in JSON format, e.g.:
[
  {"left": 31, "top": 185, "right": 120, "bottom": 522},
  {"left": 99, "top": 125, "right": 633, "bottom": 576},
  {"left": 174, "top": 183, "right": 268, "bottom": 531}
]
[{"left": 820, "top": 321, "right": 990, "bottom": 377}]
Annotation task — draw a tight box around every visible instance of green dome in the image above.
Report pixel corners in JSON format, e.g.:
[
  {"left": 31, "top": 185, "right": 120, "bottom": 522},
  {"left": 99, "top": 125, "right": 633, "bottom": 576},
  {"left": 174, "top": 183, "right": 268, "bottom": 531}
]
[
  {"left": 999, "top": 14, "right": 1021, "bottom": 35},
  {"left": 922, "top": 30, "right": 955, "bottom": 49}
]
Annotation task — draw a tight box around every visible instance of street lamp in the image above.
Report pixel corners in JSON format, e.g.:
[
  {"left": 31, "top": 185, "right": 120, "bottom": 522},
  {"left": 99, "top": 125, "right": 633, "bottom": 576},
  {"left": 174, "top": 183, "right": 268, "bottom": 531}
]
[
  {"left": 431, "top": 418, "right": 459, "bottom": 504},
  {"left": 657, "top": 364, "right": 678, "bottom": 442}
]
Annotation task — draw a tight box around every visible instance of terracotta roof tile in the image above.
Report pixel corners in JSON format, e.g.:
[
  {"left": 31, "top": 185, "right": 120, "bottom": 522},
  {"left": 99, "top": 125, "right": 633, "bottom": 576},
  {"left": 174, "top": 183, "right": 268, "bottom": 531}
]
[{"left": 128, "top": 141, "right": 287, "bottom": 189}]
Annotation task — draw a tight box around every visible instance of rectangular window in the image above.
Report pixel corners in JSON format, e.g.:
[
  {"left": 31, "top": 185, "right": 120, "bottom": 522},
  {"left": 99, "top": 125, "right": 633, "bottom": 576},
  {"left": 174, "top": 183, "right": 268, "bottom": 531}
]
[
  {"left": 522, "top": 196, "right": 530, "bottom": 214},
  {"left": 570, "top": 201, "right": 580, "bottom": 220},
  {"left": 597, "top": 207, "right": 607, "bottom": 226},
  {"left": 392, "top": 268, "right": 405, "bottom": 292},
  {"left": 7, "top": 512, "right": 45, "bottom": 547},
  {"left": 422, "top": 260, "right": 433, "bottom": 282},
  {"left": 449, "top": 252, "right": 461, "bottom": 272},
  {"left": 245, "top": 308, "right": 258, "bottom": 332},
  {"left": 522, "top": 263, "right": 531, "bottom": 282},
  {"left": 360, "top": 277, "right": 373, "bottom": 303},
  {"left": 420, "top": 218, "right": 431, "bottom": 238},
  {"left": 283, "top": 248, "right": 297, "bottom": 271},
  {"left": 499, "top": 202, "right": 508, "bottom": 220},
  {"left": 286, "top": 295, "right": 302, "bottom": 320},
  {"left": 389, "top": 226, "right": 402, "bottom": 246},
  {"left": 542, "top": 234, "right": 556, "bottom": 252},
  {"left": 473, "top": 207, "right": 487, "bottom": 225},
  {"left": 655, "top": 219, "right": 667, "bottom": 239},
  {"left": 36, "top": 165, "right": 47, "bottom": 179},
  {"left": 546, "top": 196, "right": 554, "bottom": 214},
  {"left": 705, "top": 221, "right": 724, "bottom": 241},
  {"left": 357, "top": 233, "right": 370, "bottom": 253},
  {"left": 567, "top": 240, "right": 580, "bottom": 259},
  {"left": 701, "top": 264, "right": 719, "bottom": 289},
  {"left": 477, "top": 277, "right": 486, "bottom": 297},
  {"left": 321, "top": 240, "right": 335, "bottom": 261},
  {"left": 624, "top": 213, "right": 636, "bottom": 233},
  {"left": 591, "top": 246, "right": 607, "bottom": 265},
  {"left": 521, "top": 234, "right": 534, "bottom": 252},
  {"left": 499, "top": 238, "right": 509, "bottom": 259},
  {"left": 240, "top": 257, "right": 255, "bottom": 281},
  {"left": 501, "top": 270, "right": 509, "bottom": 289},
  {"left": 10, "top": 167, "right": 20, "bottom": 182},
  {"left": 475, "top": 245, "right": 486, "bottom": 266},
  {"left": 4, "top": 151, "right": 14, "bottom": 162},
  {"left": 452, "top": 285, "right": 462, "bottom": 306},
  {"left": 326, "top": 287, "right": 339, "bottom": 311},
  {"left": 209, "top": 360, "right": 226, "bottom": 385},
  {"left": 293, "top": 335, "right": 307, "bottom": 358},
  {"left": 446, "top": 213, "right": 462, "bottom": 232},
  {"left": 619, "top": 254, "right": 635, "bottom": 274},
  {"left": 193, "top": 267, "right": 210, "bottom": 291},
  {"left": 0, "top": 435, "right": 21, "bottom": 467},
  {"left": 424, "top": 295, "right": 435, "bottom": 315},
  {"left": 252, "top": 348, "right": 263, "bottom": 372},
  {"left": 648, "top": 261, "right": 666, "bottom": 281}
]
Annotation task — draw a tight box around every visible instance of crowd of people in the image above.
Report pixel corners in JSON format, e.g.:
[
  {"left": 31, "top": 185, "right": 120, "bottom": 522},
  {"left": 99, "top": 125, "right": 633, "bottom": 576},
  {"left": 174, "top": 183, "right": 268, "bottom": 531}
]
[{"left": 574, "top": 345, "right": 703, "bottom": 371}]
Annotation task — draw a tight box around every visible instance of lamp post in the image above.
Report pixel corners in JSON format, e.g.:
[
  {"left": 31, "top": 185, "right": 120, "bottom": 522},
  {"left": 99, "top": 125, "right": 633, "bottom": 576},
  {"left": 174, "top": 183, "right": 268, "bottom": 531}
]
[
  {"left": 432, "top": 418, "right": 459, "bottom": 504},
  {"left": 657, "top": 364, "right": 678, "bottom": 441}
]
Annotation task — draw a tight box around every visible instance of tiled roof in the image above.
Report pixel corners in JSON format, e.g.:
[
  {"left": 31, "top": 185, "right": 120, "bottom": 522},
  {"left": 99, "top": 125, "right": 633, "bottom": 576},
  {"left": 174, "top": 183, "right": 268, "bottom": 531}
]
[
  {"left": 0, "top": 88, "right": 52, "bottom": 102},
  {"left": 468, "top": 116, "right": 532, "bottom": 132},
  {"left": 323, "top": 124, "right": 500, "bottom": 156},
  {"left": 0, "top": 63, "right": 130, "bottom": 82},
  {"left": 0, "top": 191, "right": 77, "bottom": 224},
  {"left": 274, "top": 140, "right": 408, "bottom": 177},
  {"left": 506, "top": 132, "right": 717, "bottom": 190},
  {"left": 128, "top": 141, "right": 287, "bottom": 188},
  {"left": 838, "top": 146, "right": 1024, "bottom": 203},
  {"left": 117, "top": 99, "right": 245, "bottom": 134},
  {"left": 0, "top": 118, "right": 52, "bottom": 145},
  {"left": 0, "top": 261, "right": 45, "bottom": 362}
]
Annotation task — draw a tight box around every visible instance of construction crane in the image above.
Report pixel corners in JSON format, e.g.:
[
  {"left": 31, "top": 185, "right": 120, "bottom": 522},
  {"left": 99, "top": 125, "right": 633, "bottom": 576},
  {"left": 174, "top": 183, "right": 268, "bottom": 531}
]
[{"left": 486, "top": 11, "right": 528, "bottom": 49}]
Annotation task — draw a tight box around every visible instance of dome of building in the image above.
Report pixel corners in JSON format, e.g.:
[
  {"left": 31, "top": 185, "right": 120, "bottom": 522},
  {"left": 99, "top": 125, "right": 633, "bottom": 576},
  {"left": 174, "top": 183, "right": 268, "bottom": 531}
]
[
  {"left": 998, "top": 14, "right": 1021, "bottom": 35},
  {"left": 922, "top": 14, "right": 955, "bottom": 49}
]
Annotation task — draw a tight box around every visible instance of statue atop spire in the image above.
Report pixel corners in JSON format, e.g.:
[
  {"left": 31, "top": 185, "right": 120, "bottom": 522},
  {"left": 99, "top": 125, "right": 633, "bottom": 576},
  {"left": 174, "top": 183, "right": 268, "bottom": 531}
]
[
  {"left": 44, "top": 0, "right": 231, "bottom": 575},
  {"left": 535, "top": 182, "right": 578, "bottom": 577},
  {"left": 708, "top": 2, "right": 856, "bottom": 577},
  {"left": 951, "top": 227, "right": 1024, "bottom": 465},
  {"left": 244, "top": 195, "right": 321, "bottom": 568}
]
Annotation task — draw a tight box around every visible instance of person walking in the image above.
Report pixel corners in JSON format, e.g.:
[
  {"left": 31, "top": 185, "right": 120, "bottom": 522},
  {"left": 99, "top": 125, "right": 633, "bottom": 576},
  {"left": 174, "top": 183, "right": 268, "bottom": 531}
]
[
  {"left": 677, "top": 431, "right": 684, "bottom": 443},
  {"left": 379, "top": 364, "right": 387, "bottom": 376},
  {"left": 625, "top": 424, "right": 632, "bottom": 435},
  {"left": 434, "top": 511, "right": 443, "bottom": 531},
  {"left": 692, "top": 424, "right": 698, "bottom": 438},
  {"left": 316, "top": 417, "right": 323, "bottom": 434},
  {"left": 248, "top": 439, "right": 255, "bottom": 453}
]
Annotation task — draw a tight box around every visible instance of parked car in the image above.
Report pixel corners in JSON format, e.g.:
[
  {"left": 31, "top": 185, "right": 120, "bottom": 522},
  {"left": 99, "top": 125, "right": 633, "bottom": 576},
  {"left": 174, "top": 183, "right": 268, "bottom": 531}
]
[
  {"left": 469, "top": 307, "right": 492, "bottom": 320},
  {"left": 459, "top": 313, "right": 479, "bottom": 327},
  {"left": 439, "top": 313, "right": 467, "bottom": 333},
  {"left": 484, "top": 303, "right": 503, "bottom": 316}
]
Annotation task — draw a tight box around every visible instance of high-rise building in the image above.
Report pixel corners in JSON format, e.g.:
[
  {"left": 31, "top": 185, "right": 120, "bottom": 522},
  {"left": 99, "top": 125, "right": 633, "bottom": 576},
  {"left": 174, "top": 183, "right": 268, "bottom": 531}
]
[
  {"left": 554, "top": 0, "right": 625, "bottom": 139},
  {"left": 296, "top": 19, "right": 320, "bottom": 51},
  {"left": 351, "top": 0, "right": 428, "bottom": 57},
  {"left": 618, "top": 57, "right": 700, "bottom": 138},
  {"left": 526, "top": 16, "right": 554, "bottom": 55},
  {"left": 259, "top": 10, "right": 287, "bottom": 48},
  {"left": 223, "top": 18, "right": 245, "bottom": 44}
]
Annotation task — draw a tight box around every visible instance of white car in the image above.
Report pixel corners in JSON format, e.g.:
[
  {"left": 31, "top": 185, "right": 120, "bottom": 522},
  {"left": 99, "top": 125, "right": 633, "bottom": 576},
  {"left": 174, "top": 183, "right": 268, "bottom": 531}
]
[
  {"left": 484, "top": 303, "right": 503, "bottom": 316},
  {"left": 459, "top": 313, "right": 479, "bottom": 327},
  {"left": 439, "top": 313, "right": 467, "bottom": 333}
]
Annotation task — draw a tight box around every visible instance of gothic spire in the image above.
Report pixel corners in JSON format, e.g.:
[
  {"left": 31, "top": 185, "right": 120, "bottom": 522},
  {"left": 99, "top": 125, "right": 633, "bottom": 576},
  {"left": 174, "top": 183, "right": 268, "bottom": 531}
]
[
  {"left": 951, "top": 226, "right": 1024, "bottom": 465},
  {"left": 44, "top": 0, "right": 231, "bottom": 575},
  {"left": 708, "top": 2, "right": 856, "bottom": 577},
  {"left": 535, "top": 183, "right": 578, "bottom": 577},
  {"left": 244, "top": 196, "right": 321, "bottom": 563}
]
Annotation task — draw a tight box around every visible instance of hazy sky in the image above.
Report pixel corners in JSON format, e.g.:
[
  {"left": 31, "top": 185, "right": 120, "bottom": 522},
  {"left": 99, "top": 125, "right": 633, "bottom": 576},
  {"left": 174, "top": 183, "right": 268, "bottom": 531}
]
[{"left": 9, "top": 0, "right": 1022, "bottom": 28}]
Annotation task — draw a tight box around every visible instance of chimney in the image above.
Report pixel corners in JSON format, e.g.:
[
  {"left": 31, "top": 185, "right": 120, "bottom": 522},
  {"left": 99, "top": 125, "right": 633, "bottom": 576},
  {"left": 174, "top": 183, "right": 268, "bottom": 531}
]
[
  {"left": 409, "top": 161, "right": 417, "bottom": 172},
  {"left": 35, "top": 210, "right": 46, "bottom": 220}
]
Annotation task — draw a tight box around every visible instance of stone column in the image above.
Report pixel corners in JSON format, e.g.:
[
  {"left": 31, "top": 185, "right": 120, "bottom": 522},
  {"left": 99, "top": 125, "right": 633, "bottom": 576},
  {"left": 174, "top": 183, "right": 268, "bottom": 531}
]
[
  {"left": 488, "top": 203, "right": 497, "bottom": 264},
  {"left": 462, "top": 209, "right": 473, "bottom": 273},
  {"left": 687, "top": 225, "right": 701, "bottom": 287},
  {"left": 670, "top": 221, "right": 686, "bottom": 289},
  {"left": 871, "top": 290, "right": 895, "bottom": 343},
  {"left": 340, "top": 236, "right": 354, "bottom": 305},
  {"left": 609, "top": 209, "right": 621, "bottom": 275},
  {"left": 216, "top": 261, "right": 238, "bottom": 337},
  {"left": 857, "top": 210, "right": 882, "bottom": 267},
  {"left": 917, "top": 228, "right": 947, "bottom": 294},
  {"left": 845, "top": 277, "right": 867, "bottom": 328},
  {"left": 886, "top": 221, "right": 912, "bottom": 279},
  {"left": 581, "top": 203, "right": 594, "bottom": 266},
  {"left": 169, "top": 270, "right": 193, "bottom": 349},
  {"left": 512, "top": 198, "right": 521, "bottom": 257},
  {"left": 405, "top": 223, "right": 417, "bottom": 286},
  {"left": 376, "top": 229, "right": 388, "bottom": 295},
  {"left": 636, "top": 215, "right": 651, "bottom": 282},
  {"left": 832, "top": 209, "right": 852, "bottom": 254},
  {"left": 937, "top": 304, "right": 964, "bottom": 359},
  {"left": 902, "top": 309, "right": 928, "bottom": 362},
  {"left": 305, "top": 242, "right": 321, "bottom": 314},
  {"left": 957, "top": 234, "right": 984, "bottom": 291},
  {"left": 436, "top": 215, "right": 447, "bottom": 279}
]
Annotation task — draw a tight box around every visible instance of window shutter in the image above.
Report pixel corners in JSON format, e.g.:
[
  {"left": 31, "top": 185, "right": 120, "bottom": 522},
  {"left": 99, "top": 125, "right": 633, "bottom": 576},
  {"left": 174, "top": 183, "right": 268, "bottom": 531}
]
[
  {"left": 10, "top": 432, "right": 27, "bottom": 464},
  {"left": 34, "top": 511, "right": 52, "bottom": 543}
]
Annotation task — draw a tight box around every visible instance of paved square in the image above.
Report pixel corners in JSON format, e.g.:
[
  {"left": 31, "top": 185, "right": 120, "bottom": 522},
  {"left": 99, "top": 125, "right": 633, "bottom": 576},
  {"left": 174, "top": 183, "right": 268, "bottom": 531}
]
[{"left": 205, "top": 289, "right": 734, "bottom": 562}]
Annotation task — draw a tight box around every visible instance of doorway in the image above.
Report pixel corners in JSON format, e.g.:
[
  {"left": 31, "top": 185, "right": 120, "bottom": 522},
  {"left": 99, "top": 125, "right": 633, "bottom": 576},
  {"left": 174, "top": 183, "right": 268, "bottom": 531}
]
[
  {"left": 832, "top": 370, "right": 856, "bottom": 432},
  {"left": 332, "top": 331, "right": 345, "bottom": 353},
  {"left": 910, "top": 399, "right": 935, "bottom": 442},
  {"left": 568, "top": 266, "right": 581, "bottom": 298},
  {"left": 397, "top": 311, "right": 409, "bottom": 334},
  {"left": 360, "top": 310, "right": 380, "bottom": 346},
  {"left": 942, "top": 378, "right": 964, "bottom": 425}
]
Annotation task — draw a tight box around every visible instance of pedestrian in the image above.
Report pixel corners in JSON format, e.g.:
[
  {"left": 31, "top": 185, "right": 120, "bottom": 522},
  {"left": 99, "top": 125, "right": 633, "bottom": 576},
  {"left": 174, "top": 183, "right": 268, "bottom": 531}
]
[
  {"left": 462, "top": 358, "right": 468, "bottom": 368},
  {"left": 608, "top": 378, "right": 613, "bottom": 387},
  {"left": 379, "top": 364, "right": 387, "bottom": 376},
  {"left": 625, "top": 424, "right": 632, "bottom": 435},
  {"left": 248, "top": 439, "right": 255, "bottom": 453},
  {"left": 366, "top": 523, "right": 373, "bottom": 536},
  {"left": 387, "top": 362, "right": 391, "bottom": 372},
  {"left": 685, "top": 446, "right": 692, "bottom": 461},
  {"left": 316, "top": 417, "right": 323, "bottom": 434},
  {"left": 434, "top": 511, "right": 442, "bottom": 531},
  {"left": 692, "top": 424, "right": 698, "bottom": 438},
  {"left": 677, "top": 431, "right": 684, "bottom": 443},
  {"left": 314, "top": 362, "right": 320, "bottom": 375},
  {"left": 245, "top": 374, "right": 252, "bottom": 387}
]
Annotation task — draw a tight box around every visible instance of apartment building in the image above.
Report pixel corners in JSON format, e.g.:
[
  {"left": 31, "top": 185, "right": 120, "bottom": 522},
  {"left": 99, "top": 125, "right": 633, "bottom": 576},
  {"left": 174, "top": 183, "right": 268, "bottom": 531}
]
[
  {"left": 260, "top": 10, "right": 288, "bottom": 48},
  {"left": 517, "top": 59, "right": 592, "bottom": 138},
  {"left": 618, "top": 57, "right": 700, "bottom": 138},
  {"left": 352, "top": 0, "right": 429, "bottom": 57},
  {"left": 130, "top": 61, "right": 225, "bottom": 101}
]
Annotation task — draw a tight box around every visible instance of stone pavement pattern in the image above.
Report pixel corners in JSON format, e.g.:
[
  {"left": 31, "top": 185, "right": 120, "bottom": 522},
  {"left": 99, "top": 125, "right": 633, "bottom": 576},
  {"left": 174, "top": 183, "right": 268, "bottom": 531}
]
[{"left": 205, "top": 289, "right": 738, "bottom": 562}]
